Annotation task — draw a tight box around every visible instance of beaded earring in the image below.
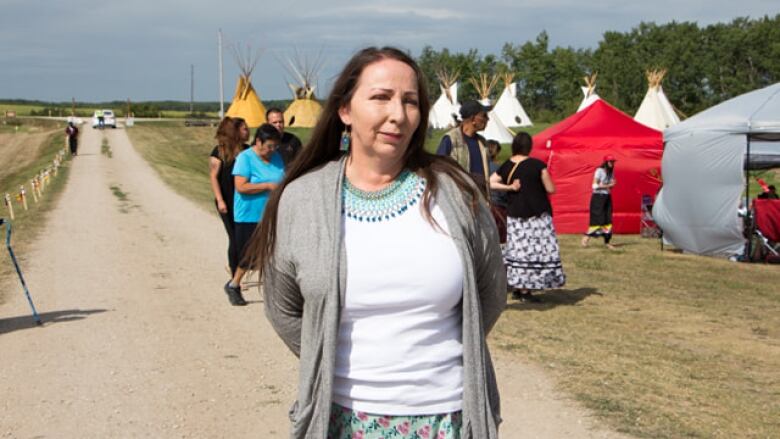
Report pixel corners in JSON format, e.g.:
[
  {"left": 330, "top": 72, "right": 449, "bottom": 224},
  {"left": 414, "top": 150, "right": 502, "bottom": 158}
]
[{"left": 340, "top": 126, "right": 351, "bottom": 152}]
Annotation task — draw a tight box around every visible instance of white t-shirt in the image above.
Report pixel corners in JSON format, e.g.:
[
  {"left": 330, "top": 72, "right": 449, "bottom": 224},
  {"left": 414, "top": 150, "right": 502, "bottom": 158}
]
[
  {"left": 592, "top": 167, "right": 615, "bottom": 194},
  {"left": 333, "top": 201, "right": 464, "bottom": 415}
]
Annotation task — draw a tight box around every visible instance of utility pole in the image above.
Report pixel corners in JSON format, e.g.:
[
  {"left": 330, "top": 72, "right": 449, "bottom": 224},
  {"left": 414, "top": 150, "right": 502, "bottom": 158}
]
[
  {"left": 218, "top": 29, "right": 225, "bottom": 119},
  {"left": 190, "top": 64, "right": 195, "bottom": 115},
  {"left": 71, "top": 97, "right": 75, "bottom": 116}
]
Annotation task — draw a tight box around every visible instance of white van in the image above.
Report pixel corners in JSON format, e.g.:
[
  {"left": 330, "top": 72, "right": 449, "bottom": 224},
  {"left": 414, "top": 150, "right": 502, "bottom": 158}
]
[{"left": 92, "top": 109, "right": 117, "bottom": 129}]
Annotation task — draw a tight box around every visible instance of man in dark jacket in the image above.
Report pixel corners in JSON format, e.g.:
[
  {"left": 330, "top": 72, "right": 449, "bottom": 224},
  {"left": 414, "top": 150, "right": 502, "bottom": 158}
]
[{"left": 266, "top": 108, "right": 302, "bottom": 166}]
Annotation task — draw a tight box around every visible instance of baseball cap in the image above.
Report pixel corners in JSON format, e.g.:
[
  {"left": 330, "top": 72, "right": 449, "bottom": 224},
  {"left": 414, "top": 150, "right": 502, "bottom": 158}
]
[
  {"left": 459, "top": 100, "right": 492, "bottom": 120},
  {"left": 603, "top": 154, "right": 617, "bottom": 162}
]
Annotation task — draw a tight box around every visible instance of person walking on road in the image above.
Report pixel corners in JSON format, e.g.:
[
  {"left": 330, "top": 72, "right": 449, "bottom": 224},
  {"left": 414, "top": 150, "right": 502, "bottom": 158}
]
[
  {"left": 209, "top": 117, "right": 250, "bottom": 283},
  {"left": 266, "top": 107, "right": 303, "bottom": 167},
  {"left": 65, "top": 121, "right": 79, "bottom": 156},
  {"left": 223, "top": 123, "right": 284, "bottom": 306}
]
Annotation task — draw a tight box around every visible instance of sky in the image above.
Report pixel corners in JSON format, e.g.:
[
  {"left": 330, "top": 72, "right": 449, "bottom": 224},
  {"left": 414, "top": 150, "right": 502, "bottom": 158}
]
[{"left": 0, "top": 0, "right": 777, "bottom": 103}]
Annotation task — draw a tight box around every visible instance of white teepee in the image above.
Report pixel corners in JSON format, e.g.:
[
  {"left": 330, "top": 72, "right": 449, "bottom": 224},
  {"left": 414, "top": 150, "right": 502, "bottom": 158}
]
[
  {"left": 470, "top": 73, "right": 514, "bottom": 143},
  {"left": 577, "top": 73, "right": 600, "bottom": 112},
  {"left": 634, "top": 69, "right": 680, "bottom": 131},
  {"left": 429, "top": 70, "right": 461, "bottom": 129},
  {"left": 493, "top": 73, "right": 532, "bottom": 127}
]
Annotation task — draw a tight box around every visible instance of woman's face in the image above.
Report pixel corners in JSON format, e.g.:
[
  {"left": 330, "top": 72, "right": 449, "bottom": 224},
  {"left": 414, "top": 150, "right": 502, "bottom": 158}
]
[
  {"left": 255, "top": 138, "right": 279, "bottom": 159},
  {"left": 239, "top": 123, "right": 250, "bottom": 143},
  {"left": 338, "top": 58, "right": 421, "bottom": 164},
  {"left": 607, "top": 160, "right": 615, "bottom": 169},
  {"left": 488, "top": 144, "right": 499, "bottom": 159}
]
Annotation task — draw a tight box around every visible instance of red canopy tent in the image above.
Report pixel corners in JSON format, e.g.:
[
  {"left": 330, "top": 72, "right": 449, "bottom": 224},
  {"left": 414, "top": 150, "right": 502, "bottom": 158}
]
[{"left": 530, "top": 100, "right": 663, "bottom": 234}]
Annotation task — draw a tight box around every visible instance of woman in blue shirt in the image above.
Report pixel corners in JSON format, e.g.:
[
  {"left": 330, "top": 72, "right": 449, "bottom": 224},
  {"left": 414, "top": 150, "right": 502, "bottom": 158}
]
[{"left": 224, "top": 124, "right": 285, "bottom": 306}]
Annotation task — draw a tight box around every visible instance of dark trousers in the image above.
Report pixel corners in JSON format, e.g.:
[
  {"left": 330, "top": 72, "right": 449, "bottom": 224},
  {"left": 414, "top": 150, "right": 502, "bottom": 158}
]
[
  {"left": 217, "top": 203, "right": 239, "bottom": 276},
  {"left": 587, "top": 193, "right": 613, "bottom": 244},
  {"left": 234, "top": 221, "right": 258, "bottom": 270},
  {"left": 68, "top": 137, "right": 78, "bottom": 155}
]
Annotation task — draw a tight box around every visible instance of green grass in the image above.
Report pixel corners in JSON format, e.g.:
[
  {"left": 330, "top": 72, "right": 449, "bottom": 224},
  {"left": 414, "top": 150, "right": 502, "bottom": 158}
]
[
  {"left": 0, "top": 129, "right": 72, "bottom": 304},
  {"left": 101, "top": 137, "right": 113, "bottom": 158},
  {"left": 1, "top": 117, "right": 62, "bottom": 134},
  {"left": 127, "top": 120, "right": 779, "bottom": 438},
  {"left": 748, "top": 169, "right": 780, "bottom": 198},
  {"left": 125, "top": 123, "right": 219, "bottom": 211},
  {"left": 125, "top": 122, "right": 554, "bottom": 212},
  {"left": 493, "top": 235, "right": 780, "bottom": 438}
]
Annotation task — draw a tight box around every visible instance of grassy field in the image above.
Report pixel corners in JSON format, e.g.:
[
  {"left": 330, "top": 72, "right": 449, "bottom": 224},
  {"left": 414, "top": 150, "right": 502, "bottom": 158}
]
[
  {"left": 493, "top": 236, "right": 779, "bottom": 438},
  {"left": 127, "top": 121, "right": 779, "bottom": 438},
  {"left": 0, "top": 102, "right": 220, "bottom": 119},
  {"left": 125, "top": 122, "right": 549, "bottom": 212},
  {"left": 0, "top": 118, "right": 72, "bottom": 304}
]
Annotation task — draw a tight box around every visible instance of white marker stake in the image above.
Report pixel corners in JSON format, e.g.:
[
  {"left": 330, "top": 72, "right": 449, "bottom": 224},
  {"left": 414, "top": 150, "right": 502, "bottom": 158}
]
[
  {"left": 4, "top": 193, "right": 14, "bottom": 220},
  {"left": 20, "top": 187, "right": 28, "bottom": 211}
]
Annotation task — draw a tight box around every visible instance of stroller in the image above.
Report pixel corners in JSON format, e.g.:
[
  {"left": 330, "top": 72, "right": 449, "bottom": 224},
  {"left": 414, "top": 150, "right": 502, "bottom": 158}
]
[{"left": 746, "top": 198, "right": 780, "bottom": 263}]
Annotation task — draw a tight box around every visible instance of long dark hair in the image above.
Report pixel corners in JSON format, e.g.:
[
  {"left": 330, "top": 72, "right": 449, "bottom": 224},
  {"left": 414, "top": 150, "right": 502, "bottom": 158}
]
[
  {"left": 600, "top": 160, "right": 615, "bottom": 181},
  {"left": 215, "top": 117, "right": 247, "bottom": 163},
  {"left": 248, "top": 46, "right": 480, "bottom": 276}
]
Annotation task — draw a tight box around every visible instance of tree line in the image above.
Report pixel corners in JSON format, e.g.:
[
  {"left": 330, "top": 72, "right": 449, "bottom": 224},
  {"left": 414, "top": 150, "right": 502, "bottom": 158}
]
[{"left": 417, "top": 15, "right": 780, "bottom": 122}]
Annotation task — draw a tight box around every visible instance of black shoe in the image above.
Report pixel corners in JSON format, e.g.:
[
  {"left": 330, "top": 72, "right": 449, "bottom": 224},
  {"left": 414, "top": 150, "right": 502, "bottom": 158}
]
[
  {"left": 224, "top": 282, "right": 247, "bottom": 306},
  {"left": 512, "top": 289, "right": 542, "bottom": 303},
  {"left": 523, "top": 293, "right": 542, "bottom": 303}
]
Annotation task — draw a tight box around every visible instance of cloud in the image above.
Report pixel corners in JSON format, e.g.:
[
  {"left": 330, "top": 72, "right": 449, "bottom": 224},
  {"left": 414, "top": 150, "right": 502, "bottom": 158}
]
[{"left": 0, "top": 0, "right": 777, "bottom": 101}]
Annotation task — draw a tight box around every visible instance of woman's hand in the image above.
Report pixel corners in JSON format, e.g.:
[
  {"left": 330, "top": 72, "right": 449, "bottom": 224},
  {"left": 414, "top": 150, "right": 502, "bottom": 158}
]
[
  {"left": 217, "top": 199, "right": 228, "bottom": 214},
  {"left": 509, "top": 180, "right": 521, "bottom": 191}
]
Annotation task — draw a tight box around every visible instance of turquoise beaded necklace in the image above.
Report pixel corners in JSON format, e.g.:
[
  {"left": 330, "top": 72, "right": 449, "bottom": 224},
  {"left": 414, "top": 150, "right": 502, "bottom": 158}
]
[{"left": 342, "top": 169, "right": 426, "bottom": 222}]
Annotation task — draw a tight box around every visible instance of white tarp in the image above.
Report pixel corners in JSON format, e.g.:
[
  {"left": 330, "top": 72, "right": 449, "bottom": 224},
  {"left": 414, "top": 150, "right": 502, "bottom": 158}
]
[
  {"left": 429, "top": 82, "right": 460, "bottom": 129},
  {"left": 635, "top": 85, "right": 680, "bottom": 131},
  {"left": 653, "top": 83, "right": 780, "bottom": 257},
  {"left": 493, "top": 83, "right": 532, "bottom": 127}
]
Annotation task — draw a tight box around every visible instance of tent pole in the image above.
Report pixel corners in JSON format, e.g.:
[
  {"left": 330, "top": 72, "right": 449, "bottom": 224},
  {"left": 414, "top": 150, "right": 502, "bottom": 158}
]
[{"left": 745, "top": 134, "right": 751, "bottom": 260}]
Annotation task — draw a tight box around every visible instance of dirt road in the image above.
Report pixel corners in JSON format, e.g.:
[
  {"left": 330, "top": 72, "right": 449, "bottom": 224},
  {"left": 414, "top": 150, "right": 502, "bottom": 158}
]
[{"left": 0, "top": 124, "right": 629, "bottom": 438}]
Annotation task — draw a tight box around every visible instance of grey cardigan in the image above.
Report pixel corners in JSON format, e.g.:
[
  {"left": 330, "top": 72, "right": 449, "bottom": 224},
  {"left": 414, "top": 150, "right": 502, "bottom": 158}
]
[{"left": 264, "top": 157, "right": 507, "bottom": 438}]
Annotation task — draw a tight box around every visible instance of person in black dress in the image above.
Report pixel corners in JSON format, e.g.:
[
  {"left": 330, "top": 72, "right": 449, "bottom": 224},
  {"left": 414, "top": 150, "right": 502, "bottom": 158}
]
[
  {"left": 208, "top": 117, "right": 250, "bottom": 305},
  {"left": 490, "top": 132, "right": 565, "bottom": 302}
]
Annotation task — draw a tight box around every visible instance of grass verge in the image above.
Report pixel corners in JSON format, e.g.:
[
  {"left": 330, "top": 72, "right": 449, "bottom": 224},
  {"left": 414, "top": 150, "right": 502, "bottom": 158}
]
[
  {"left": 0, "top": 126, "right": 71, "bottom": 304},
  {"left": 125, "top": 122, "right": 219, "bottom": 211}
]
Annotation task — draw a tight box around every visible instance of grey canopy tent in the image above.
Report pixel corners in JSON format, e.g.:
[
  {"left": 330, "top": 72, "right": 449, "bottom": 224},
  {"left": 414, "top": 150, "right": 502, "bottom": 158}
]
[{"left": 653, "top": 83, "right": 780, "bottom": 257}]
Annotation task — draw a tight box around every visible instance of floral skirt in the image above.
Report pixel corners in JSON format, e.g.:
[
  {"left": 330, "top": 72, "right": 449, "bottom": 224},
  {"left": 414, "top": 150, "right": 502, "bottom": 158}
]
[
  {"left": 327, "top": 404, "right": 462, "bottom": 439},
  {"left": 504, "top": 212, "right": 566, "bottom": 290}
]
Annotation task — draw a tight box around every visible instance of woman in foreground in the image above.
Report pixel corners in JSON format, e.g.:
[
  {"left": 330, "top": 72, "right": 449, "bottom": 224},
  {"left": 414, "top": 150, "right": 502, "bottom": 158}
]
[{"left": 249, "top": 47, "right": 506, "bottom": 438}]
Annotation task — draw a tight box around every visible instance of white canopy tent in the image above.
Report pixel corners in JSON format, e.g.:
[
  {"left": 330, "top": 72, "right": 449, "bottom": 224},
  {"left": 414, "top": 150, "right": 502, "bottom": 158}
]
[
  {"left": 429, "top": 70, "right": 460, "bottom": 129},
  {"left": 493, "top": 74, "right": 532, "bottom": 127},
  {"left": 653, "top": 82, "right": 780, "bottom": 257},
  {"left": 634, "top": 69, "right": 681, "bottom": 131}
]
